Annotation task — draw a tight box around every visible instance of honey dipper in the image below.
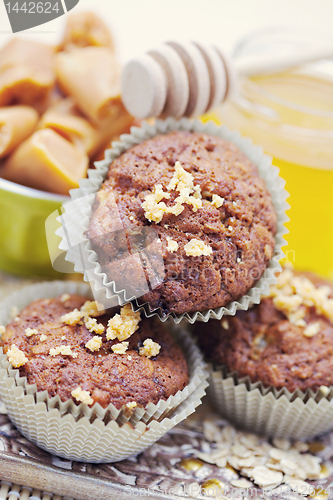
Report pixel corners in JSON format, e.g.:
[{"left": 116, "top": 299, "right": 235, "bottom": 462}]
[{"left": 121, "top": 40, "right": 333, "bottom": 119}]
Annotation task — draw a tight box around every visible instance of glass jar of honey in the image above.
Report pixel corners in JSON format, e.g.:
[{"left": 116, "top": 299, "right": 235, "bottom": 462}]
[{"left": 216, "top": 33, "right": 333, "bottom": 279}]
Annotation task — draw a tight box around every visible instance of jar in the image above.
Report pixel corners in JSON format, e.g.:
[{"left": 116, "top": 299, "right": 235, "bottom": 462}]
[{"left": 216, "top": 32, "right": 333, "bottom": 279}]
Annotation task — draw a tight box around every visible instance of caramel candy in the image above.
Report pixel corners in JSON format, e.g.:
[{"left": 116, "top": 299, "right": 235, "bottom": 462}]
[
  {"left": 0, "top": 39, "right": 55, "bottom": 107},
  {"left": 0, "top": 106, "right": 38, "bottom": 159},
  {"left": 38, "top": 98, "right": 134, "bottom": 157},
  {"left": 2, "top": 129, "right": 88, "bottom": 194},
  {"left": 59, "top": 11, "right": 115, "bottom": 52},
  {"left": 55, "top": 47, "right": 121, "bottom": 124}
]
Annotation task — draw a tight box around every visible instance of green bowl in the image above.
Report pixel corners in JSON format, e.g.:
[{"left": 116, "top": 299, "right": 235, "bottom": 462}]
[{"left": 0, "top": 178, "right": 69, "bottom": 278}]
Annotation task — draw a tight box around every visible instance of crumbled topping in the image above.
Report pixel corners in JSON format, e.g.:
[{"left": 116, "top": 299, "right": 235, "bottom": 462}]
[
  {"left": 85, "top": 336, "right": 102, "bottom": 352},
  {"left": 81, "top": 300, "right": 105, "bottom": 317},
  {"left": 7, "top": 345, "right": 28, "bottom": 368},
  {"left": 236, "top": 257, "right": 242, "bottom": 263},
  {"left": 85, "top": 317, "right": 105, "bottom": 334},
  {"left": 126, "top": 401, "right": 137, "bottom": 409},
  {"left": 184, "top": 239, "right": 212, "bottom": 257},
  {"left": 195, "top": 420, "right": 323, "bottom": 488},
  {"left": 49, "top": 345, "right": 77, "bottom": 358},
  {"left": 106, "top": 304, "right": 141, "bottom": 341},
  {"left": 211, "top": 194, "right": 224, "bottom": 208},
  {"left": 40, "top": 334, "right": 47, "bottom": 342},
  {"left": 61, "top": 308, "right": 83, "bottom": 326},
  {"left": 25, "top": 328, "right": 38, "bottom": 337},
  {"left": 61, "top": 336, "right": 66, "bottom": 340},
  {"left": 111, "top": 341, "right": 129, "bottom": 354},
  {"left": 71, "top": 386, "right": 93, "bottom": 406},
  {"left": 14, "top": 316, "right": 20, "bottom": 322},
  {"left": 60, "top": 293, "right": 70, "bottom": 303},
  {"left": 222, "top": 319, "right": 229, "bottom": 330},
  {"left": 31, "top": 311, "right": 38, "bottom": 317},
  {"left": 139, "top": 338, "right": 161, "bottom": 358},
  {"left": 0, "top": 326, "right": 6, "bottom": 336},
  {"left": 270, "top": 267, "right": 333, "bottom": 326},
  {"left": 264, "top": 244, "right": 273, "bottom": 260},
  {"left": 129, "top": 216, "right": 134, "bottom": 221},
  {"left": 166, "top": 236, "right": 178, "bottom": 253},
  {"left": 303, "top": 321, "right": 321, "bottom": 338},
  {"left": 141, "top": 161, "right": 203, "bottom": 223},
  {"left": 127, "top": 355, "right": 132, "bottom": 360}
]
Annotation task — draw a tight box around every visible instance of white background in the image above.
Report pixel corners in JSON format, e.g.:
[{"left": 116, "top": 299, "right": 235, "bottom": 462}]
[{"left": 0, "top": 0, "right": 333, "bottom": 63}]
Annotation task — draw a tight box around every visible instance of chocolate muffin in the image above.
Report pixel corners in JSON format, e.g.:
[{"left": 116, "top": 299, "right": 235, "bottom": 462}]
[
  {"left": 196, "top": 268, "right": 333, "bottom": 393},
  {"left": 87, "top": 131, "right": 277, "bottom": 315},
  {"left": 0, "top": 294, "right": 189, "bottom": 408}
]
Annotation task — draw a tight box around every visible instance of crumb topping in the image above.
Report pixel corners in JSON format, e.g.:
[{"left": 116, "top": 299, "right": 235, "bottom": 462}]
[
  {"left": 141, "top": 161, "right": 203, "bottom": 223},
  {"left": 184, "top": 239, "right": 213, "bottom": 257},
  {"left": 7, "top": 345, "right": 28, "bottom": 368},
  {"left": 40, "top": 334, "right": 47, "bottom": 342},
  {"left": 61, "top": 308, "right": 83, "bottom": 326},
  {"left": 139, "top": 338, "right": 161, "bottom": 358},
  {"left": 126, "top": 401, "right": 137, "bottom": 409},
  {"left": 303, "top": 322, "right": 321, "bottom": 338},
  {"left": 211, "top": 194, "right": 224, "bottom": 208},
  {"left": 50, "top": 345, "right": 78, "bottom": 358},
  {"left": 166, "top": 236, "right": 178, "bottom": 253},
  {"left": 71, "top": 386, "right": 93, "bottom": 406},
  {"left": 25, "top": 327, "right": 38, "bottom": 337},
  {"left": 85, "top": 336, "right": 102, "bottom": 352},
  {"left": 60, "top": 293, "right": 70, "bottom": 303},
  {"left": 111, "top": 341, "right": 129, "bottom": 354},
  {"left": 0, "top": 326, "right": 6, "bottom": 336},
  {"left": 106, "top": 304, "right": 141, "bottom": 341},
  {"left": 85, "top": 317, "right": 105, "bottom": 334},
  {"left": 222, "top": 319, "right": 229, "bottom": 330},
  {"left": 81, "top": 300, "right": 105, "bottom": 317},
  {"left": 270, "top": 267, "right": 333, "bottom": 326}
]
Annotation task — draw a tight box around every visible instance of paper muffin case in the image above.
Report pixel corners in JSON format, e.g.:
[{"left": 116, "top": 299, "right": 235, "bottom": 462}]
[
  {"left": 0, "top": 281, "right": 208, "bottom": 463},
  {"left": 207, "top": 364, "right": 333, "bottom": 441},
  {"left": 56, "top": 117, "right": 289, "bottom": 324}
]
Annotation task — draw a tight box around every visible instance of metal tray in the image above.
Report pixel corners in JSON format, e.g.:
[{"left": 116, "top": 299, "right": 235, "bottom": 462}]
[{"left": 1, "top": 398, "right": 333, "bottom": 500}]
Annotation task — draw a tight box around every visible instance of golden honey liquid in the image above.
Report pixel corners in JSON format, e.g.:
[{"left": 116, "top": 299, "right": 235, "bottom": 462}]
[
  {"left": 252, "top": 72, "right": 333, "bottom": 279},
  {"left": 213, "top": 69, "right": 333, "bottom": 279}
]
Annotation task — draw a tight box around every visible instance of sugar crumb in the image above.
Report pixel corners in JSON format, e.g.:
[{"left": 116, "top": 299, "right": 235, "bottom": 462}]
[
  {"left": 60, "top": 293, "right": 70, "bottom": 303},
  {"left": 184, "top": 239, "right": 212, "bottom": 257},
  {"left": 166, "top": 236, "right": 178, "bottom": 253},
  {"left": 71, "top": 386, "right": 93, "bottom": 406},
  {"left": 40, "top": 334, "right": 47, "bottom": 342},
  {"left": 111, "top": 341, "right": 129, "bottom": 354},
  {"left": 61, "top": 336, "right": 66, "bottom": 340},
  {"left": 7, "top": 345, "right": 28, "bottom": 368},
  {"left": 85, "top": 336, "right": 102, "bottom": 352},
  {"left": 81, "top": 300, "right": 105, "bottom": 317},
  {"left": 61, "top": 309, "right": 83, "bottom": 326},
  {"left": 25, "top": 328, "right": 38, "bottom": 337},
  {"left": 303, "top": 322, "right": 321, "bottom": 338},
  {"left": 222, "top": 319, "right": 229, "bottom": 330},
  {"left": 139, "top": 338, "right": 161, "bottom": 358},
  {"left": 49, "top": 345, "right": 76, "bottom": 357},
  {"left": 85, "top": 317, "right": 104, "bottom": 335},
  {"left": 107, "top": 304, "right": 141, "bottom": 341},
  {"left": 14, "top": 316, "right": 20, "bottom": 322},
  {"left": 126, "top": 401, "right": 137, "bottom": 410},
  {"left": 211, "top": 194, "right": 224, "bottom": 208}
]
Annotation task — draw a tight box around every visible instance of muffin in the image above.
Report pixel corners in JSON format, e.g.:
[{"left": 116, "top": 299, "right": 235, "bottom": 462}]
[
  {"left": 196, "top": 267, "right": 333, "bottom": 393},
  {"left": 0, "top": 294, "right": 189, "bottom": 409},
  {"left": 194, "top": 267, "right": 333, "bottom": 439},
  {"left": 87, "top": 130, "right": 277, "bottom": 315}
]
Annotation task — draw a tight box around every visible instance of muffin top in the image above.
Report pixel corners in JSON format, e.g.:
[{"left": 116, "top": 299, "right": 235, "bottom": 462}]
[
  {"left": 87, "top": 131, "right": 277, "bottom": 315},
  {"left": 196, "top": 267, "right": 333, "bottom": 393},
  {"left": 0, "top": 294, "right": 189, "bottom": 409}
]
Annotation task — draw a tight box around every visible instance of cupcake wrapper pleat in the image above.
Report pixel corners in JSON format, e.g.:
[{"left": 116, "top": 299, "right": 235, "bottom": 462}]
[
  {"left": 207, "top": 364, "right": 333, "bottom": 440},
  {"left": 0, "top": 281, "right": 208, "bottom": 462},
  {"left": 56, "top": 117, "right": 290, "bottom": 324}
]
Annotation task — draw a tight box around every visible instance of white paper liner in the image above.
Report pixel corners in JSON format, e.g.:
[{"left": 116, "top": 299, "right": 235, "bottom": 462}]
[
  {"left": 56, "top": 117, "right": 289, "bottom": 324},
  {"left": 207, "top": 364, "right": 333, "bottom": 440},
  {"left": 0, "top": 281, "right": 208, "bottom": 462}
]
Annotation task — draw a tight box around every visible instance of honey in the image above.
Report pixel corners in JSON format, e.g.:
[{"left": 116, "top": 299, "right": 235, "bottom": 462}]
[{"left": 217, "top": 55, "right": 333, "bottom": 279}]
